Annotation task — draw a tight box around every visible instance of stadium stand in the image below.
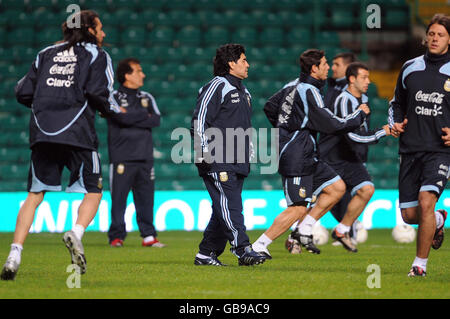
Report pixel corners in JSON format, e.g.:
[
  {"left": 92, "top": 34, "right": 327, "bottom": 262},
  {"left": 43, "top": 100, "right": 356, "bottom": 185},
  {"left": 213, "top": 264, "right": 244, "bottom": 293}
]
[{"left": 0, "top": 0, "right": 422, "bottom": 192}]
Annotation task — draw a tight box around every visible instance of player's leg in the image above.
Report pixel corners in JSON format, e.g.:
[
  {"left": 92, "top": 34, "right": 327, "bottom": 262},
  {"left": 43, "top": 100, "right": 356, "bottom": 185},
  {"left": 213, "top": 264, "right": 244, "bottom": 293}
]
[
  {"left": 291, "top": 161, "right": 345, "bottom": 254},
  {"left": 63, "top": 147, "right": 103, "bottom": 274},
  {"left": 107, "top": 162, "right": 133, "bottom": 245},
  {"left": 133, "top": 163, "right": 164, "bottom": 247},
  {"left": 252, "top": 175, "right": 310, "bottom": 257},
  {"left": 1, "top": 143, "right": 64, "bottom": 280}
]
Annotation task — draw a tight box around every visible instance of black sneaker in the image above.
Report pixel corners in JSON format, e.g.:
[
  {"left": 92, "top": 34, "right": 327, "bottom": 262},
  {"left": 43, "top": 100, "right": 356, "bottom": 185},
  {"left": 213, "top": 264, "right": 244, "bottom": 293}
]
[
  {"left": 291, "top": 230, "right": 320, "bottom": 254},
  {"left": 194, "top": 252, "right": 226, "bottom": 266},
  {"left": 238, "top": 246, "right": 267, "bottom": 266},
  {"left": 432, "top": 209, "right": 447, "bottom": 250},
  {"left": 1, "top": 258, "right": 19, "bottom": 281},
  {"left": 331, "top": 229, "right": 358, "bottom": 253},
  {"left": 408, "top": 266, "right": 426, "bottom": 277}
]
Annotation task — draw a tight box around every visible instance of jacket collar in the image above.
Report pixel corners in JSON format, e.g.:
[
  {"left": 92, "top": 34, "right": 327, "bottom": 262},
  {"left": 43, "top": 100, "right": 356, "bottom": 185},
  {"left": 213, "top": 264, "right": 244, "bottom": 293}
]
[
  {"left": 119, "top": 85, "right": 139, "bottom": 95},
  {"left": 225, "top": 73, "right": 243, "bottom": 90},
  {"left": 300, "top": 72, "right": 326, "bottom": 90}
]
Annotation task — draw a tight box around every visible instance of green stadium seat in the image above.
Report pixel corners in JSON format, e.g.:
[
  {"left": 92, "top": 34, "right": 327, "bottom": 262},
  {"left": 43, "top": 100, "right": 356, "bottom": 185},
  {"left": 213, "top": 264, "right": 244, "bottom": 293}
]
[
  {"left": 204, "top": 27, "right": 229, "bottom": 47},
  {"left": 149, "top": 26, "right": 175, "bottom": 46},
  {"left": 122, "top": 27, "right": 147, "bottom": 45},
  {"left": 231, "top": 27, "right": 258, "bottom": 46},
  {"left": 166, "top": 10, "right": 198, "bottom": 28},
  {"left": 331, "top": 9, "right": 356, "bottom": 29},
  {"left": 315, "top": 31, "right": 340, "bottom": 47},
  {"left": 286, "top": 28, "right": 312, "bottom": 46},
  {"left": 33, "top": 11, "right": 66, "bottom": 29},
  {"left": 0, "top": 0, "right": 28, "bottom": 11},
  {"left": 259, "top": 27, "right": 284, "bottom": 46},
  {"left": 35, "top": 27, "right": 62, "bottom": 48},
  {"left": 7, "top": 28, "right": 34, "bottom": 46},
  {"left": 385, "top": 10, "right": 410, "bottom": 28},
  {"left": 175, "top": 26, "right": 201, "bottom": 47},
  {"left": 103, "top": 27, "right": 121, "bottom": 46}
]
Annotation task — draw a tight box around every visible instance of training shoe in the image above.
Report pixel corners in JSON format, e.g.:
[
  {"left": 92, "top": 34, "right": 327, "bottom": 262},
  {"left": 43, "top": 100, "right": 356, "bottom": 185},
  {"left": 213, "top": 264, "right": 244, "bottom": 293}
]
[
  {"left": 194, "top": 252, "right": 226, "bottom": 266},
  {"left": 331, "top": 229, "right": 358, "bottom": 253},
  {"left": 0, "top": 258, "right": 19, "bottom": 281},
  {"left": 291, "top": 230, "right": 320, "bottom": 254},
  {"left": 408, "top": 266, "right": 426, "bottom": 277},
  {"left": 142, "top": 238, "right": 166, "bottom": 248},
  {"left": 432, "top": 209, "right": 447, "bottom": 250},
  {"left": 251, "top": 242, "right": 272, "bottom": 260},
  {"left": 62, "top": 231, "right": 87, "bottom": 275},
  {"left": 110, "top": 239, "right": 124, "bottom": 247},
  {"left": 238, "top": 246, "right": 267, "bottom": 266},
  {"left": 285, "top": 234, "right": 302, "bottom": 254}
]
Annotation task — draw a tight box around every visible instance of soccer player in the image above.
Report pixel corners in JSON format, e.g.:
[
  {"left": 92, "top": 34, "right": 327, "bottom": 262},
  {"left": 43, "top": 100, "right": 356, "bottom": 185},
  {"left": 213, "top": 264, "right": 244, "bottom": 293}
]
[
  {"left": 1, "top": 10, "right": 122, "bottom": 280},
  {"left": 190, "top": 44, "right": 267, "bottom": 266},
  {"left": 107, "top": 58, "right": 164, "bottom": 248},
  {"left": 319, "top": 62, "right": 391, "bottom": 252},
  {"left": 324, "top": 52, "right": 356, "bottom": 110},
  {"left": 252, "top": 49, "right": 370, "bottom": 258},
  {"left": 389, "top": 14, "right": 449, "bottom": 277}
]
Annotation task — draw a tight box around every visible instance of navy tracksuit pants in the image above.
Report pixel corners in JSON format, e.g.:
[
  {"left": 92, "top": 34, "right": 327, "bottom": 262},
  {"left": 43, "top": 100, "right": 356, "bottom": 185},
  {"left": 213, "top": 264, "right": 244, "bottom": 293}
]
[
  {"left": 108, "top": 161, "right": 156, "bottom": 242},
  {"left": 198, "top": 172, "right": 251, "bottom": 258}
]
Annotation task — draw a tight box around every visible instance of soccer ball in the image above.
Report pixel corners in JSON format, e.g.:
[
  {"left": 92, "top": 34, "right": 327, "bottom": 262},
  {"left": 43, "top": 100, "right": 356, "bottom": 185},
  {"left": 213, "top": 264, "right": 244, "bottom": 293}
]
[
  {"left": 392, "top": 224, "right": 416, "bottom": 243},
  {"left": 312, "top": 224, "right": 329, "bottom": 245},
  {"left": 355, "top": 220, "right": 368, "bottom": 243}
]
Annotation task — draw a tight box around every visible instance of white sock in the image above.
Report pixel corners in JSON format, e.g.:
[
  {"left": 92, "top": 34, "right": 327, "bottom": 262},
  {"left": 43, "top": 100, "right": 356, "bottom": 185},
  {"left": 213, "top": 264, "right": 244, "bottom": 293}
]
[
  {"left": 8, "top": 243, "right": 23, "bottom": 264},
  {"left": 412, "top": 256, "right": 428, "bottom": 272},
  {"left": 72, "top": 224, "right": 85, "bottom": 240},
  {"left": 196, "top": 253, "right": 211, "bottom": 259},
  {"left": 336, "top": 223, "right": 351, "bottom": 234},
  {"left": 143, "top": 236, "right": 155, "bottom": 243},
  {"left": 435, "top": 211, "right": 444, "bottom": 229},
  {"left": 297, "top": 215, "right": 317, "bottom": 236},
  {"left": 254, "top": 233, "right": 273, "bottom": 248}
]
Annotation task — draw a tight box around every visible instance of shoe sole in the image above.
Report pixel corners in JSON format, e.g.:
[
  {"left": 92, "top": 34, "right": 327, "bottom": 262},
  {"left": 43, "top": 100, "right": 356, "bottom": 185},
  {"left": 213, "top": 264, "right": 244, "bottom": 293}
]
[
  {"left": 63, "top": 233, "right": 87, "bottom": 274},
  {"left": 238, "top": 258, "right": 266, "bottom": 266}
]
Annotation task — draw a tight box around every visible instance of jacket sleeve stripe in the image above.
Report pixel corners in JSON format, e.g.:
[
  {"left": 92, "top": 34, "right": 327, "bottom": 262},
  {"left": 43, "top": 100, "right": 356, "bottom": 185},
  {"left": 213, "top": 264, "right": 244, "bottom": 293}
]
[{"left": 197, "top": 77, "right": 222, "bottom": 150}]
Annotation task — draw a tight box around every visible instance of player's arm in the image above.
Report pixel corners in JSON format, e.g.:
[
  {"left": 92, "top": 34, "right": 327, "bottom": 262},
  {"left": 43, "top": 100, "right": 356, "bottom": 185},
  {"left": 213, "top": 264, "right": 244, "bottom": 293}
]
[
  {"left": 388, "top": 65, "right": 409, "bottom": 137},
  {"left": 336, "top": 96, "right": 388, "bottom": 144},
  {"left": 190, "top": 81, "right": 224, "bottom": 160},
  {"left": 263, "top": 88, "right": 285, "bottom": 127},
  {"left": 15, "top": 60, "right": 38, "bottom": 108},
  {"left": 85, "top": 51, "right": 121, "bottom": 116},
  {"left": 305, "top": 88, "right": 369, "bottom": 134}
]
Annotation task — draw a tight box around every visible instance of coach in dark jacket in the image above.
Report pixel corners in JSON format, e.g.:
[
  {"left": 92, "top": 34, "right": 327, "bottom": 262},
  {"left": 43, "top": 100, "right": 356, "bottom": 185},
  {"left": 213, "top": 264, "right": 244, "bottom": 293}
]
[
  {"left": 190, "top": 44, "right": 266, "bottom": 266},
  {"left": 107, "top": 58, "right": 164, "bottom": 248}
]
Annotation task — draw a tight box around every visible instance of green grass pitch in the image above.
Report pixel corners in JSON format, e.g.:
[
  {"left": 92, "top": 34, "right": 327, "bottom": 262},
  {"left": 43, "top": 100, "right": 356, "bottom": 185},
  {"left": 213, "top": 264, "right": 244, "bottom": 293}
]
[{"left": 0, "top": 229, "right": 448, "bottom": 299}]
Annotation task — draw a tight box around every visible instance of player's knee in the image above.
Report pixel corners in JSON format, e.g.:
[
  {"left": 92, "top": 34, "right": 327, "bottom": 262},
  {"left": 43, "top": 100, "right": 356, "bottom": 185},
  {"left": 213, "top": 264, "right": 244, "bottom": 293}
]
[
  {"left": 401, "top": 207, "right": 418, "bottom": 224},
  {"left": 330, "top": 179, "right": 346, "bottom": 198},
  {"left": 418, "top": 192, "right": 437, "bottom": 215},
  {"left": 357, "top": 184, "right": 375, "bottom": 201}
]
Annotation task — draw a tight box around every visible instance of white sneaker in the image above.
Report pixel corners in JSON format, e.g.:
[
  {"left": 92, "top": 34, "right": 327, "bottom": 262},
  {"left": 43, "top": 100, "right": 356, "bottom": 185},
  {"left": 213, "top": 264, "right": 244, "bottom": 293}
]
[
  {"left": 252, "top": 242, "right": 272, "bottom": 260},
  {"left": 62, "top": 231, "right": 87, "bottom": 274},
  {"left": 1, "top": 257, "right": 19, "bottom": 280}
]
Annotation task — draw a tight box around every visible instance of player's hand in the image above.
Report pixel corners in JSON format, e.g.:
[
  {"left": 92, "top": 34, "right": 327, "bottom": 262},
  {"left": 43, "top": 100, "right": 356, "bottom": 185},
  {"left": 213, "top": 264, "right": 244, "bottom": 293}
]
[
  {"left": 358, "top": 104, "right": 370, "bottom": 115},
  {"left": 120, "top": 106, "right": 127, "bottom": 113},
  {"left": 442, "top": 127, "right": 450, "bottom": 146},
  {"left": 390, "top": 119, "right": 407, "bottom": 138},
  {"left": 382, "top": 124, "right": 391, "bottom": 136}
]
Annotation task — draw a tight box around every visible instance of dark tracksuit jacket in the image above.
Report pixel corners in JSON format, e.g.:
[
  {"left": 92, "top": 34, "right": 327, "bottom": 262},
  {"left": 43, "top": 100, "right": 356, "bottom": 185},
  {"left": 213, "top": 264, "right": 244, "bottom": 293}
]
[
  {"left": 15, "top": 42, "right": 121, "bottom": 151},
  {"left": 107, "top": 85, "right": 161, "bottom": 241},
  {"left": 264, "top": 73, "right": 367, "bottom": 177},
  {"left": 190, "top": 74, "right": 253, "bottom": 257},
  {"left": 388, "top": 50, "right": 450, "bottom": 155},
  {"left": 323, "top": 77, "right": 348, "bottom": 113},
  {"left": 320, "top": 90, "right": 386, "bottom": 163}
]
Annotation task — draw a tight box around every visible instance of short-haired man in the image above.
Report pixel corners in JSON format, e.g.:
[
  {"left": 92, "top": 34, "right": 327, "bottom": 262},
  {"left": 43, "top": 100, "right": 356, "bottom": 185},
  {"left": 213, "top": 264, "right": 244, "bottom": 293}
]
[
  {"left": 253, "top": 49, "right": 370, "bottom": 258},
  {"left": 1, "top": 10, "right": 121, "bottom": 280},
  {"left": 319, "top": 62, "right": 391, "bottom": 252},
  {"left": 389, "top": 14, "right": 449, "bottom": 277},
  {"left": 324, "top": 52, "right": 356, "bottom": 109},
  {"left": 191, "top": 44, "right": 267, "bottom": 266},
  {"left": 107, "top": 58, "right": 164, "bottom": 248}
]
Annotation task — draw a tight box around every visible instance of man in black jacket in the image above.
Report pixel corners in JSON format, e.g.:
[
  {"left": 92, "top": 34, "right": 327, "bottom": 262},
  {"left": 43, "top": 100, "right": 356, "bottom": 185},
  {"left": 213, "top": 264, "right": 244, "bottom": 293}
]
[
  {"left": 1, "top": 10, "right": 122, "bottom": 280},
  {"left": 107, "top": 58, "right": 164, "bottom": 248},
  {"left": 253, "top": 49, "right": 370, "bottom": 258},
  {"left": 320, "top": 62, "right": 390, "bottom": 252},
  {"left": 191, "top": 44, "right": 266, "bottom": 266},
  {"left": 389, "top": 14, "right": 449, "bottom": 277}
]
